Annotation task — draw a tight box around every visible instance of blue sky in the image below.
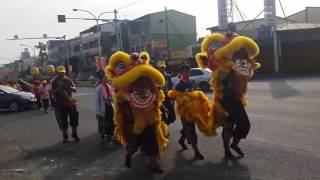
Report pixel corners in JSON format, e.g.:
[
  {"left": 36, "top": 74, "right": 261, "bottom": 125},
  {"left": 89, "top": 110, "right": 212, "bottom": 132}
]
[{"left": 0, "top": 0, "right": 320, "bottom": 64}]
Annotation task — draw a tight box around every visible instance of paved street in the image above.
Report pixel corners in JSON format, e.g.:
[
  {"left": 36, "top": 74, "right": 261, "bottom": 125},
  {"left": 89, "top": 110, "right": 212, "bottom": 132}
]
[{"left": 0, "top": 77, "right": 320, "bottom": 180}]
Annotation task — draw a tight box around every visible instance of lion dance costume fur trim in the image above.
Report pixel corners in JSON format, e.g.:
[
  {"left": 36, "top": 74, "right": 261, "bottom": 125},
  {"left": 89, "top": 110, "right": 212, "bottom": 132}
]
[
  {"left": 105, "top": 51, "right": 169, "bottom": 155},
  {"left": 196, "top": 33, "right": 260, "bottom": 129},
  {"left": 168, "top": 90, "right": 216, "bottom": 136}
]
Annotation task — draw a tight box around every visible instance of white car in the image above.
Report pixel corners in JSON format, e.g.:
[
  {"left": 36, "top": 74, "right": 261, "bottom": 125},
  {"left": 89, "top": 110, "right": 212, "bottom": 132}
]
[{"left": 171, "top": 68, "right": 212, "bottom": 91}]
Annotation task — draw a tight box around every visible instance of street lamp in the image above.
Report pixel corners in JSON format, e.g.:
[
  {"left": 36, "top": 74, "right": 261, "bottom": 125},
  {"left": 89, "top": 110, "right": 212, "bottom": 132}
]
[
  {"left": 20, "top": 44, "right": 36, "bottom": 58},
  {"left": 73, "top": 8, "right": 116, "bottom": 57}
]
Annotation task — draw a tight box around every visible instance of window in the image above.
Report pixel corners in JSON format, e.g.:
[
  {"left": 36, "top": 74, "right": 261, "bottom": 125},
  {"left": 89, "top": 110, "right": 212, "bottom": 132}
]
[{"left": 191, "top": 69, "right": 203, "bottom": 76}]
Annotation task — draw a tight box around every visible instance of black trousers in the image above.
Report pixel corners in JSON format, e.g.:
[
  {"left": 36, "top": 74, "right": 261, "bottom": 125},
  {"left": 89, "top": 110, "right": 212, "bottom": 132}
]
[
  {"left": 127, "top": 124, "right": 159, "bottom": 156},
  {"left": 42, "top": 99, "right": 49, "bottom": 111},
  {"left": 221, "top": 96, "right": 251, "bottom": 139},
  {"left": 36, "top": 95, "right": 42, "bottom": 109},
  {"left": 180, "top": 118, "right": 197, "bottom": 144},
  {"left": 55, "top": 103, "right": 79, "bottom": 130}
]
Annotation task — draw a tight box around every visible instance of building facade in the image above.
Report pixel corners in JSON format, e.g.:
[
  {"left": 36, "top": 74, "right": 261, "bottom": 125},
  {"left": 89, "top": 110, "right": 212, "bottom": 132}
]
[
  {"left": 206, "top": 7, "right": 320, "bottom": 73},
  {"left": 47, "top": 40, "right": 67, "bottom": 66},
  {"left": 127, "top": 9, "right": 197, "bottom": 72}
]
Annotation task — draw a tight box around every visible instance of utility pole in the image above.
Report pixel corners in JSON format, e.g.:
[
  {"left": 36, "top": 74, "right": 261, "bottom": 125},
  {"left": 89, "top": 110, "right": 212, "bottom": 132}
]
[
  {"left": 218, "top": 0, "right": 228, "bottom": 31},
  {"left": 113, "top": 9, "right": 121, "bottom": 51},
  {"left": 165, "top": 7, "right": 171, "bottom": 63},
  {"left": 62, "top": 35, "right": 70, "bottom": 74}
]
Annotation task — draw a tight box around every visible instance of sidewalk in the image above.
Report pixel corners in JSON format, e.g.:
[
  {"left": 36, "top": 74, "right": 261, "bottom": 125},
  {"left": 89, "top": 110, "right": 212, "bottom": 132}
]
[{"left": 252, "top": 72, "right": 320, "bottom": 81}]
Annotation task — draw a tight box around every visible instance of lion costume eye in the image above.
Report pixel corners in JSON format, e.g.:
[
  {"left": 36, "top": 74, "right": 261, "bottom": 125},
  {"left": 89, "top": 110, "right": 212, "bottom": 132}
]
[
  {"left": 210, "top": 40, "right": 222, "bottom": 49},
  {"left": 115, "top": 62, "right": 127, "bottom": 74}
]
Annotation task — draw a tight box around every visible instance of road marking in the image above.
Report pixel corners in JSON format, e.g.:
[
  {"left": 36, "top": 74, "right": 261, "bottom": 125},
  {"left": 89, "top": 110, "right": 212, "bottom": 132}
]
[{"left": 74, "top": 93, "right": 95, "bottom": 97}]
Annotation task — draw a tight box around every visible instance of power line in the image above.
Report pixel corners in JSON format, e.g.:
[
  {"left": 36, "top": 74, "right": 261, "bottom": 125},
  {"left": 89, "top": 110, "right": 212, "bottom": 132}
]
[
  {"left": 240, "top": 9, "right": 264, "bottom": 31},
  {"left": 233, "top": 7, "right": 242, "bottom": 22},
  {"left": 227, "top": 0, "right": 234, "bottom": 23},
  {"left": 117, "top": 0, "right": 145, "bottom": 11},
  {"left": 235, "top": 0, "right": 249, "bottom": 20},
  {"left": 233, "top": 0, "right": 249, "bottom": 21},
  {"left": 278, "top": 0, "right": 288, "bottom": 24}
]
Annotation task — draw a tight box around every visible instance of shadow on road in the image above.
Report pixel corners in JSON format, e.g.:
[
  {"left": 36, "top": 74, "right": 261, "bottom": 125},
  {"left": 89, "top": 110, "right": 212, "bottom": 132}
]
[
  {"left": 161, "top": 150, "right": 251, "bottom": 180},
  {"left": 20, "top": 133, "right": 122, "bottom": 179},
  {"left": 112, "top": 150, "right": 251, "bottom": 180},
  {"left": 269, "top": 80, "right": 301, "bottom": 99}
]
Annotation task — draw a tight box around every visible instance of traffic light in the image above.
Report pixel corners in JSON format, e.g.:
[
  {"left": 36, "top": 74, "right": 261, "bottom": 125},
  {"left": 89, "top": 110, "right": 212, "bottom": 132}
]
[{"left": 57, "top": 15, "right": 66, "bottom": 23}]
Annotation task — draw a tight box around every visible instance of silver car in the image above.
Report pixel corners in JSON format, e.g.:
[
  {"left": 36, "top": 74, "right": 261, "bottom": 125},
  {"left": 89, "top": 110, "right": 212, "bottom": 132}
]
[{"left": 171, "top": 68, "right": 212, "bottom": 91}]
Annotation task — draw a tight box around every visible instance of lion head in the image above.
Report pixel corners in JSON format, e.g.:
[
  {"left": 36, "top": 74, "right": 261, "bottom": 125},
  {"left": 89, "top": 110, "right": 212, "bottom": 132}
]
[
  {"left": 106, "top": 51, "right": 165, "bottom": 108},
  {"left": 196, "top": 33, "right": 260, "bottom": 79}
]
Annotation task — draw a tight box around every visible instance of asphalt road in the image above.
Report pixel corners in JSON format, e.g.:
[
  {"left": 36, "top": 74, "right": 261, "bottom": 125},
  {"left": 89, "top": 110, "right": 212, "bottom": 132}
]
[{"left": 0, "top": 77, "right": 320, "bottom": 180}]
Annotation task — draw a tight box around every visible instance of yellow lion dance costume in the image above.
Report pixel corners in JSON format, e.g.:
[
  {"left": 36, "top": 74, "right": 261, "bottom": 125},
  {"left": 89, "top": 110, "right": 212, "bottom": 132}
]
[
  {"left": 105, "top": 51, "right": 168, "bottom": 171},
  {"left": 168, "top": 33, "right": 260, "bottom": 140},
  {"left": 195, "top": 33, "right": 260, "bottom": 130}
]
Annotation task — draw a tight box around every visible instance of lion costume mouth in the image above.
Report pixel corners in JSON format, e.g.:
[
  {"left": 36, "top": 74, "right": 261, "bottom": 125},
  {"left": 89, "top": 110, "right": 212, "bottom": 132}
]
[
  {"left": 231, "top": 48, "right": 253, "bottom": 78},
  {"left": 127, "top": 77, "right": 157, "bottom": 108}
]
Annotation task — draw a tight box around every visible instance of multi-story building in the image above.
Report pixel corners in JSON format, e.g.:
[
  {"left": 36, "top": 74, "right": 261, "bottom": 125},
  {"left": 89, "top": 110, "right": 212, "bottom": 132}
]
[
  {"left": 21, "top": 48, "right": 31, "bottom": 59},
  {"left": 68, "top": 22, "right": 120, "bottom": 72},
  {"left": 47, "top": 40, "right": 67, "bottom": 66},
  {"left": 127, "top": 9, "right": 197, "bottom": 72},
  {"left": 48, "top": 9, "right": 197, "bottom": 75}
]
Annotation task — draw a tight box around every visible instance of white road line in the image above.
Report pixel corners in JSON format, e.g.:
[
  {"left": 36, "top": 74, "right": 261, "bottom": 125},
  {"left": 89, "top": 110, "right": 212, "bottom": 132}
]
[{"left": 74, "top": 93, "right": 95, "bottom": 97}]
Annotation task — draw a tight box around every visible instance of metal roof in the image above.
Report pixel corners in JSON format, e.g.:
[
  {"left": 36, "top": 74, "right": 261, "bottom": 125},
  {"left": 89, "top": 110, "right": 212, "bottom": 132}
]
[{"left": 276, "top": 23, "right": 320, "bottom": 31}]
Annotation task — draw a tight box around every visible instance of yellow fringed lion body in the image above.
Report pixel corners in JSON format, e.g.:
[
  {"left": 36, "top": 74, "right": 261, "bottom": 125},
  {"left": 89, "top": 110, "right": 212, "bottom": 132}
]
[
  {"left": 106, "top": 51, "right": 168, "bottom": 155},
  {"left": 196, "top": 33, "right": 261, "bottom": 129},
  {"left": 168, "top": 90, "right": 216, "bottom": 136}
]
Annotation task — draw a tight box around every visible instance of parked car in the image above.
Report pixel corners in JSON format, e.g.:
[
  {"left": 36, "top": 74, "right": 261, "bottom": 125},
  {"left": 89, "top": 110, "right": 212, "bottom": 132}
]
[
  {"left": 0, "top": 85, "right": 36, "bottom": 112},
  {"left": 88, "top": 75, "right": 96, "bottom": 80},
  {"left": 171, "top": 68, "right": 212, "bottom": 91}
]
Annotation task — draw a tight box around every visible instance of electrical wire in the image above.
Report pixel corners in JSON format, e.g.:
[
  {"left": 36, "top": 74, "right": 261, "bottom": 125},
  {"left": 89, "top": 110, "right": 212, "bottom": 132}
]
[
  {"left": 232, "top": 0, "right": 246, "bottom": 21},
  {"left": 227, "top": 0, "right": 234, "bottom": 22},
  {"left": 240, "top": 9, "right": 264, "bottom": 31},
  {"left": 278, "top": 0, "right": 288, "bottom": 24},
  {"left": 233, "top": 6, "right": 242, "bottom": 22},
  {"left": 117, "top": 0, "right": 145, "bottom": 11}
]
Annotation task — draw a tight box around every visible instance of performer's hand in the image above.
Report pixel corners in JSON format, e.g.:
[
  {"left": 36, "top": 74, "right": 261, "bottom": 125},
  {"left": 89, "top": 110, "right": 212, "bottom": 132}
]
[{"left": 67, "top": 85, "right": 76, "bottom": 92}]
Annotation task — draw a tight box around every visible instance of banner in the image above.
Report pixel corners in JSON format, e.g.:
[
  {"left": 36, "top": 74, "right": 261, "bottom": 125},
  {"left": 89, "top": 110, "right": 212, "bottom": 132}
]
[
  {"left": 152, "top": 39, "right": 167, "bottom": 49},
  {"left": 171, "top": 49, "right": 187, "bottom": 59}
]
